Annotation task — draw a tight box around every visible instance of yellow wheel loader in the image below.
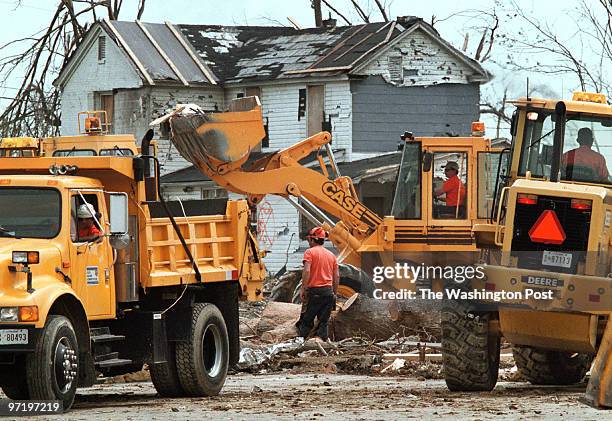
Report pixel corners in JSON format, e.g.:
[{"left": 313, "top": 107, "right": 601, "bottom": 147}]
[{"left": 472, "top": 92, "right": 612, "bottom": 408}]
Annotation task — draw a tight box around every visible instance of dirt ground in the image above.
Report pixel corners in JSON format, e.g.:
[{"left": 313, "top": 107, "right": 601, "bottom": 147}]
[{"left": 33, "top": 373, "right": 601, "bottom": 420}]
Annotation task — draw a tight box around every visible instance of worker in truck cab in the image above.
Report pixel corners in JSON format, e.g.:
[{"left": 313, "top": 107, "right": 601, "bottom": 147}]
[
  {"left": 298, "top": 227, "right": 339, "bottom": 341},
  {"left": 562, "top": 127, "right": 610, "bottom": 182},
  {"left": 77, "top": 203, "right": 102, "bottom": 241},
  {"left": 434, "top": 161, "right": 466, "bottom": 218}
]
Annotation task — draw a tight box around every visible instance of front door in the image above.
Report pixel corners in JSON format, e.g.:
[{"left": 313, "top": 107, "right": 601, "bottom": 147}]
[{"left": 68, "top": 191, "right": 114, "bottom": 317}]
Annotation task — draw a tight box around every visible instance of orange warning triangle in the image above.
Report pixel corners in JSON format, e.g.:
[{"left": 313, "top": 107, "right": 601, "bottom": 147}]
[{"left": 528, "top": 210, "right": 566, "bottom": 245}]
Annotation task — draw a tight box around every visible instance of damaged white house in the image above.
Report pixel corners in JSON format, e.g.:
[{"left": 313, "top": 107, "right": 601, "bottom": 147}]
[{"left": 54, "top": 16, "right": 491, "bottom": 273}]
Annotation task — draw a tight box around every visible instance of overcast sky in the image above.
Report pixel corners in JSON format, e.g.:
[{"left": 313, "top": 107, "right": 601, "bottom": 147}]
[{"left": 0, "top": 0, "right": 606, "bottom": 132}]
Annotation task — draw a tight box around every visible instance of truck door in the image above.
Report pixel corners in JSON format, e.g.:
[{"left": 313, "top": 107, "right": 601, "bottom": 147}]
[
  {"left": 68, "top": 191, "right": 114, "bottom": 317},
  {"left": 426, "top": 147, "right": 472, "bottom": 228},
  {"left": 391, "top": 141, "right": 424, "bottom": 224},
  {"left": 477, "top": 149, "right": 509, "bottom": 221}
]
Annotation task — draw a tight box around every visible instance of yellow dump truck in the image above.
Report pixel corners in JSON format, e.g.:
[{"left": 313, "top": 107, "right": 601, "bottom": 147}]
[{"left": 0, "top": 113, "right": 265, "bottom": 409}]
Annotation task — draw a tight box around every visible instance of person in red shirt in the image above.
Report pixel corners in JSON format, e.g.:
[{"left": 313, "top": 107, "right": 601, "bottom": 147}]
[
  {"left": 434, "top": 161, "right": 466, "bottom": 218},
  {"left": 297, "top": 227, "right": 339, "bottom": 341},
  {"left": 77, "top": 203, "right": 102, "bottom": 242},
  {"left": 562, "top": 127, "right": 609, "bottom": 182}
]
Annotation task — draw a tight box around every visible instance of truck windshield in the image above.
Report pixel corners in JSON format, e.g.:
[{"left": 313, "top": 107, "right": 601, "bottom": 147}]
[
  {"left": 0, "top": 188, "right": 61, "bottom": 238},
  {"left": 518, "top": 112, "right": 612, "bottom": 185}
]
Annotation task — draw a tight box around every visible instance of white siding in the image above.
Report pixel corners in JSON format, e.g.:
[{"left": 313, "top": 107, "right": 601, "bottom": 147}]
[
  {"left": 323, "top": 81, "right": 352, "bottom": 160},
  {"left": 226, "top": 81, "right": 352, "bottom": 160},
  {"left": 355, "top": 27, "right": 477, "bottom": 87},
  {"left": 60, "top": 32, "right": 142, "bottom": 135}
]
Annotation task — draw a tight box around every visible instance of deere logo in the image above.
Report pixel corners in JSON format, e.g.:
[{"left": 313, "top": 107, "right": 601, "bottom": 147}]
[
  {"left": 322, "top": 181, "right": 381, "bottom": 229},
  {"left": 521, "top": 275, "right": 564, "bottom": 288}
]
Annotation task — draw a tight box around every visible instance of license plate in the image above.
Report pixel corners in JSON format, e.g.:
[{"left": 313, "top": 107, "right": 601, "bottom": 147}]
[
  {"left": 542, "top": 251, "right": 572, "bottom": 268},
  {"left": 0, "top": 329, "right": 28, "bottom": 345}
]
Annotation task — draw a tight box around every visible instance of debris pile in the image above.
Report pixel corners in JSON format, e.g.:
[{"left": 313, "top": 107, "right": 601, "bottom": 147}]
[{"left": 237, "top": 296, "right": 444, "bottom": 377}]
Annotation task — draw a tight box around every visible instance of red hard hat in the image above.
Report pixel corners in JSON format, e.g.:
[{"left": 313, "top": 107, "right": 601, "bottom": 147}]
[{"left": 307, "top": 227, "right": 327, "bottom": 240}]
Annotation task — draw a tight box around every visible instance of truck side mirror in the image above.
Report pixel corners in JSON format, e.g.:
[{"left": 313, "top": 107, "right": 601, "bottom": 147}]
[
  {"left": 422, "top": 152, "right": 433, "bottom": 172},
  {"left": 109, "top": 193, "right": 128, "bottom": 235}
]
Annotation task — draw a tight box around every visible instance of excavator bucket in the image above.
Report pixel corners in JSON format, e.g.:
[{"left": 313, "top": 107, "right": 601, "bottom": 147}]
[
  {"left": 585, "top": 315, "right": 612, "bottom": 408},
  {"left": 169, "top": 96, "right": 265, "bottom": 166}
]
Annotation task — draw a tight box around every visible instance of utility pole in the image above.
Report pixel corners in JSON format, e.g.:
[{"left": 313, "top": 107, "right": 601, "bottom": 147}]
[{"left": 312, "top": 0, "right": 322, "bottom": 27}]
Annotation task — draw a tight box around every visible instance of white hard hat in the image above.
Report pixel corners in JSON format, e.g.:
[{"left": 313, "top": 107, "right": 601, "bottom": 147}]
[{"left": 77, "top": 203, "right": 96, "bottom": 219}]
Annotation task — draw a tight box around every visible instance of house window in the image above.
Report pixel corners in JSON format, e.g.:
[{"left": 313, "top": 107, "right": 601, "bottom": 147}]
[
  {"left": 98, "top": 36, "right": 106, "bottom": 63},
  {"left": 388, "top": 56, "right": 403, "bottom": 82},
  {"left": 298, "top": 89, "right": 306, "bottom": 120},
  {"left": 95, "top": 92, "right": 114, "bottom": 133}
]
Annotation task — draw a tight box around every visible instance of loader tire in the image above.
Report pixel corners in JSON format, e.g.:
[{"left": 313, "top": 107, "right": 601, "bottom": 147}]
[
  {"left": 512, "top": 345, "right": 591, "bottom": 385},
  {"left": 442, "top": 303, "right": 500, "bottom": 391},
  {"left": 292, "top": 265, "right": 375, "bottom": 304},
  {"left": 150, "top": 341, "right": 184, "bottom": 397},
  {"left": 175, "top": 303, "right": 229, "bottom": 396},
  {"left": 26, "top": 315, "right": 79, "bottom": 409}
]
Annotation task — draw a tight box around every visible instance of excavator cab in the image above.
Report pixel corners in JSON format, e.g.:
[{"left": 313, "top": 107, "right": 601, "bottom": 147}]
[{"left": 391, "top": 132, "right": 505, "bottom": 230}]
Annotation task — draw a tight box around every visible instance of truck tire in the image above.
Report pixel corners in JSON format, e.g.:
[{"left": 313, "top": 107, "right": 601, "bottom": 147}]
[
  {"left": 150, "top": 341, "right": 184, "bottom": 397},
  {"left": 26, "top": 315, "right": 79, "bottom": 409},
  {"left": 512, "top": 345, "right": 591, "bottom": 385},
  {"left": 175, "top": 303, "right": 229, "bottom": 396},
  {"left": 442, "top": 303, "right": 500, "bottom": 391}
]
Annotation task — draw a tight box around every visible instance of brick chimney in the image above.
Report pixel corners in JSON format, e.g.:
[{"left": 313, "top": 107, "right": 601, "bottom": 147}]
[{"left": 322, "top": 17, "right": 337, "bottom": 29}]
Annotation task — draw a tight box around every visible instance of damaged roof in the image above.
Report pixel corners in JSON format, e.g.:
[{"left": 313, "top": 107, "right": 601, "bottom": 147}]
[{"left": 57, "top": 16, "right": 490, "bottom": 87}]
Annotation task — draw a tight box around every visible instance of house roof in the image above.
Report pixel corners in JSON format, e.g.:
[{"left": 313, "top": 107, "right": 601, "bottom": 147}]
[
  {"left": 56, "top": 17, "right": 490, "bottom": 88},
  {"left": 338, "top": 152, "right": 401, "bottom": 182}
]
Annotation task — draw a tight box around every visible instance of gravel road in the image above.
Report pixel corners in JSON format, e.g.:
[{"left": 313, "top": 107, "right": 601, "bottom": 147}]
[{"left": 26, "top": 373, "right": 602, "bottom": 420}]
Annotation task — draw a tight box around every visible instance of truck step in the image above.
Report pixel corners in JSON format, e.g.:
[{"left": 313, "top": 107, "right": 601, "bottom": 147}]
[
  {"left": 89, "top": 327, "right": 110, "bottom": 337},
  {"left": 95, "top": 358, "right": 133, "bottom": 369},
  {"left": 94, "top": 352, "right": 119, "bottom": 362},
  {"left": 91, "top": 334, "right": 126, "bottom": 343}
]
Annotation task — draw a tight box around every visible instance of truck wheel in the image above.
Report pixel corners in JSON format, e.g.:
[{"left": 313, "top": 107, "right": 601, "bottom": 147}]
[
  {"left": 442, "top": 303, "right": 500, "bottom": 391},
  {"left": 150, "top": 341, "right": 184, "bottom": 397},
  {"left": 175, "top": 303, "right": 229, "bottom": 396},
  {"left": 512, "top": 345, "right": 591, "bottom": 385},
  {"left": 26, "top": 315, "right": 79, "bottom": 409}
]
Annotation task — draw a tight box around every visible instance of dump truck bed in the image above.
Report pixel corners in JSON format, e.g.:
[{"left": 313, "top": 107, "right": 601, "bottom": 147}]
[{"left": 143, "top": 199, "right": 264, "bottom": 299}]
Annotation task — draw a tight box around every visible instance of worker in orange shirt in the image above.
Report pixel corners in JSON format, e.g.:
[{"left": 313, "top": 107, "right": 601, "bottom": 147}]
[
  {"left": 77, "top": 203, "right": 102, "bottom": 241},
  {"left": 298, "top": 227, "right": 339, "bottom": 341},
  {"left": 434, "top": 161, "right": 466, "bottom": 217},
  {"left": 562, "top": 127, "right": 609, "bottom": 182}
]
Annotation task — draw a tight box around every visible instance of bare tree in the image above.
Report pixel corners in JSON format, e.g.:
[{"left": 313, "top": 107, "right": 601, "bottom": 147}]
[
  {"left": 498, "top": 0, "right": 611, "bottom": 99},
  {"left": 316, "top": 0, "right": 392, "bottom": 25},
  {"left": 0, "top": 1, "right": 147, "bottom": 138}
]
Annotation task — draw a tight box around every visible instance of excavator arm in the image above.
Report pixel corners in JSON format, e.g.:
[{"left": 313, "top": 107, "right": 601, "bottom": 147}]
[{"left": 164, "top": 97, "right": 388, "bottom": 265}]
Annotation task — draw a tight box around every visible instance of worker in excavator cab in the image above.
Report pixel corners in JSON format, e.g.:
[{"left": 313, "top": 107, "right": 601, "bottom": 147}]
[
  {"left": 77, "top": 203, "right": 102, "bottom": 242},
  {"left": 562, "top": 127, "right": 610, "bottom": 182},
  {"left": 298, "top": 227, "right": 339, "bottom": 341},
  {"left": 433, "top": 161, "right": 466, "bottom": 218}
]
